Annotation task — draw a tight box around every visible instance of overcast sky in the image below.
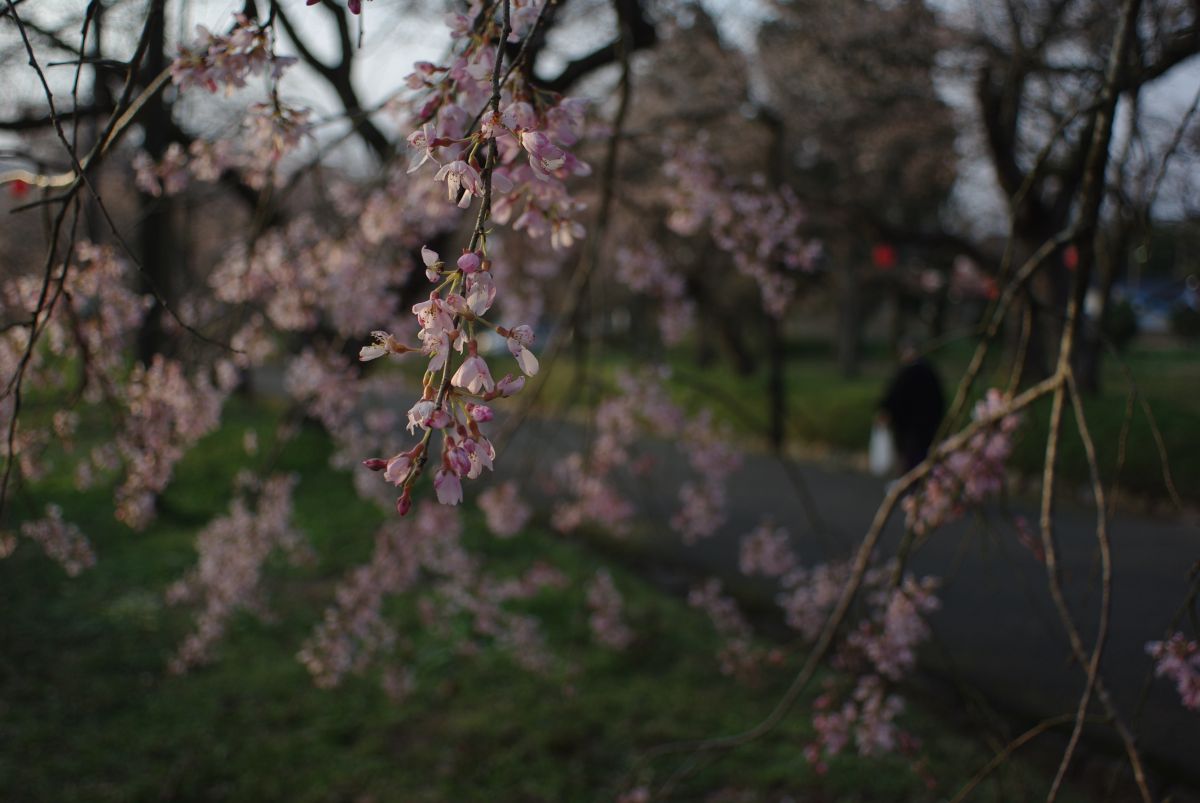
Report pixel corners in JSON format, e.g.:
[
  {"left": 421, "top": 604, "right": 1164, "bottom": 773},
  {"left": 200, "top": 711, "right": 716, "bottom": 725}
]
[{"left": 2, "top": 0, "right": 1197, "bottom": 230}]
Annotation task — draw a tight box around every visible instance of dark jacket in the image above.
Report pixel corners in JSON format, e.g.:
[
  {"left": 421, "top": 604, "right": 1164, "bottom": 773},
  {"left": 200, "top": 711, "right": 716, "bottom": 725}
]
[{"left": 880, "top": 357, "right": 945, "bottom": 471}]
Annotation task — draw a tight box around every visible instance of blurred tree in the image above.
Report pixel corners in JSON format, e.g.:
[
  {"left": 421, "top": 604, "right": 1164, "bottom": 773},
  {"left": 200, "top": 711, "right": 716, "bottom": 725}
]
[
  {"left": 760, "top": 0, "right": 960, "bottom": 376},
  {"left": 947, "top": 0, "right": 1200, "bottom": 389}
]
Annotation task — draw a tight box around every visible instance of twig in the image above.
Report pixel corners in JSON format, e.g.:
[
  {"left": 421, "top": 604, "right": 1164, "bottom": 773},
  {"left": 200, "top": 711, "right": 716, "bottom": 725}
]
[
  {"left": 643, "top": 376, "right": 1059, "bottom": 763},
  {"left": 1047, "top": 368, "right": 1113, "bottom": 801},
  {"left": 950, "top": 713, "right": 1087, "bottom": 803},
  {"left": 493, "top": 3, "right": 634, "bottom": 449},
  {"left": 1035, "top": 3, "right": 1153, "bottom": 799}
]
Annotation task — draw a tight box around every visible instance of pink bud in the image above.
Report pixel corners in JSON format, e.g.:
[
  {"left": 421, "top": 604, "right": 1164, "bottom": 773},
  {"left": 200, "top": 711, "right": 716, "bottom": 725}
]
[
  {"left": 457, "top": 252, "right": 481, "bottom": 273},
  {"left": 468, "top": 404, "right": 493, "bottom": 422},
  {"left": 445, "top": 444, "right": 472, "bottom": 476},
  {"left": 362, "top": 458, "right": 387, "bottom": 471},
  {"left": 396, "top": 489, "right": 412, "bottom": 516},
  {"left": 426, "top": 409, "right": 452, "bottom": 429}
]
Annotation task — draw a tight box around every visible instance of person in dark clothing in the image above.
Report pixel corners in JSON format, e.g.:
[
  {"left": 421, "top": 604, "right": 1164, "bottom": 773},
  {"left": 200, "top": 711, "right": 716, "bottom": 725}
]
[{"left": 878, "top": 341, "right": 945, "bottom": 472}]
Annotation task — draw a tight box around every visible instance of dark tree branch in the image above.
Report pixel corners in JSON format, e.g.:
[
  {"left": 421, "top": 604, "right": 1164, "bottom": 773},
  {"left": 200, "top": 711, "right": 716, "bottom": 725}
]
[
  {"left": 976, "top": 62, "right": 1033, "bottom": 205},
  {"left": 14, "top": 15, "right": 81, "bottom": 55},
  {"left": 1124, "top": 24, "right": 1200, "bottom": 88},
  {"left": 539, "top": 0, "right": 656, "bottom": 93},
  {"left": 0, "top": 104, "right": 111, "bottom": 131},
  {"left": 272, "top": 0, "right": 392, "bottom": 160},
  {"left": 272, "top": 1, "right": 336, "bottom": 78}
]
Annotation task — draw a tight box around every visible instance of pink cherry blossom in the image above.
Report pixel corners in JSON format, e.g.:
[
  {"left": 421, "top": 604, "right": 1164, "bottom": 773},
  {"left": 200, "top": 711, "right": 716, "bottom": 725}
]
[
  {"left": 433, "top": 468, "right": 463, "bottom": 505},
  {"left": 421, "top": 245, "right": 442, "bottom": 276},
  {"left": 359, "top": 330, "right": 409, "bottom": 361},
  {"left": 477, "top": 481, "right": 531, "bottom": 537},
  {"left": 586, "top": 569, "right": 634, "bottom": 649},
  {"left": 494, "top": 374, "right": 525, "bottom": 397},
  {"left": 451, "top": 353, "right": 495, "bottom": 395},
  {"left": 434, "top": 160, "right": 484, "bottom": 208},
  {"left": 505, "top": 325, "right": 539, "bottom": 376},
  {"left": 407, "top": 123, "right": 440, "bottom": 174},
  {"left": 1147, "top": 634, "right": 1200, "bottom": 711},
  {"left": 519, "top": 130, "right": 566, "bottom": 178}
]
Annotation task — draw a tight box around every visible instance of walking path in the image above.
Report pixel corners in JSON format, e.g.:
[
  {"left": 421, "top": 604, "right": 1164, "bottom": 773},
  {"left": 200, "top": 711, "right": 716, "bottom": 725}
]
[{"left": 497, "top": 416, "right": 1200, "bottom": 784}]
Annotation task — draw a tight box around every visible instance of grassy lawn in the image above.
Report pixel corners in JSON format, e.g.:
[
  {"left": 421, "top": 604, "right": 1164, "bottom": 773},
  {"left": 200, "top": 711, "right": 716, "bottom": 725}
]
[
  {"left": 0, "top": 400, "right": 1100, "bottom": 802},
  {"left": 532, "top": 336, "right": 1199, "bottom": 502}
]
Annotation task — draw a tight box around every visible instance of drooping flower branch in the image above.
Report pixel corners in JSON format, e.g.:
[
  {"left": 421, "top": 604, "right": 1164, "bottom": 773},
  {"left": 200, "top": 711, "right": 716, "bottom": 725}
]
[
  {"left": 902, "top": 389, "right": 1022, "bottom": 536},
  {"left": 360, "top": 0, "right": 591, "bottom": 514}
]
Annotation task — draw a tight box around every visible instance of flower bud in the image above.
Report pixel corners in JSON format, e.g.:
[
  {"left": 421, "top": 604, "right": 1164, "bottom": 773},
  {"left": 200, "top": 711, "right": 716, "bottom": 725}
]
[{"left": 396, "top": 489, "right": 413, "bottom": 516}]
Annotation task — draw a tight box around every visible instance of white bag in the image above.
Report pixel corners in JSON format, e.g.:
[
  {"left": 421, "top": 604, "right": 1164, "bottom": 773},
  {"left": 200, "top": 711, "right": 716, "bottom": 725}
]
[{"left": 869, "top": 421, "right": 895, "bottom": 477}]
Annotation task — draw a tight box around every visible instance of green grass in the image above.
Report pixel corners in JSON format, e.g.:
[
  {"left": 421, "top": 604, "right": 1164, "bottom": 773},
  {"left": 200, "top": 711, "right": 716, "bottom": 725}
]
[
  {"left": 1, "top": 400, "right": 1094, "bottom": 802},
  {"left": 532, "top": 337, "right": 1199, "bottom": 501}
]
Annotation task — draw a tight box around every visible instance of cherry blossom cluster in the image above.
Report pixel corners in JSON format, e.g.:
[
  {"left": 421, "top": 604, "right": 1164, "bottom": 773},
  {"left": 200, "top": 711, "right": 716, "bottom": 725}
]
[
  {"left": 586, "top": 568, "right": 634, "bottom": 650},
  {"left": 401, "top": 3, "right": 591, "bottom": 250},
  {"left": 616, "top": 787, "right": 651, "bottom": 803},
  {"left": 170, "top": 14, "right": 295, "bottom": 95},
  {"left": 299, "top": 501, "right": 567, "bottom": 688},
  {"left": 166, "top": 473, "right": 308, "bottom": 673},
  {"left": 661, "top": 141, "right": 819, "bottom": 317},
  {"left": 132, "top": 143, "right": 190, "bottom": 197},
  {"left": 211, "top": 182, "right": 454, "bottom": 337},
  {"left": 359, "top": 246, "right": 540, "bottom": 513},
  {"left": 152, "top": 18, "right": 309, "bottom": 193},
  {"left": 132, "top": 139, "right": 240, "bottom": 197},
  {"left": 477, "top": 480, "right": 532, "bottom": 537},
  {"left": 777, "top": 560, "right": 859, "bottom": 640},
  {"left": 807, "top": 675, "right": 912, "bottom": 774},
  {"left": 352, "top": 0, "right": 601, "bottom": 514},
  {"left": 0, "top": 243, "right": 228, "bottom": 542},
  {"left": 551, "top": 368, "right": 740, "bottom": 542},
  {"left": 337, "top": 163, "right": 463, "bottom": 252},
  {"left": 550, "top": 453, "right": 636, "bottom": 536},
  {"left": 297, "top": 513, "right": 429, "bottom": 688},
  {"left": 774, "top": 552, "right": 939, "bottom": 679},
  {"left": 1145, "top": 633, "right": 1200, "bottom": 711},
  {"left": 738, "top": 521, "right": 797, "bottom": 578},
  {"left": 688, "top": 578, "right": 770, "bottom": 677},
  {"left": 803, "top": 572, "right": 939, "bottom": 768},
  {"left": 245, "top": 103, "right": 313, "bottom": 169},
  {"left": 614, "top": 242, "right": 696, "bottom": 345},
  {"left": 1, "top": 243, "right": 142, "bottom": 493},
  {"left": 673, "top": 412, "right": 742, "bottom": 544},
  {"left": 1, "top": 243, "right": 149, "bottom": 407},
  {"left": 843, "top": 575, "right": 941, "bottom": 681},
  {"left": 132, "top": 106, "right": 310, "bottom": 193},
  {"left": 903, "top": 389, "right": 1022, "bottom": 536},
  {"left": 728, "top": 521, "right": 940, "bottom": 767},
  {"left": 113, "top": 355, "right": 227, "bottom": 529},
  {"left": 14, "top": 505, "right": 95, "bottom": 576}
]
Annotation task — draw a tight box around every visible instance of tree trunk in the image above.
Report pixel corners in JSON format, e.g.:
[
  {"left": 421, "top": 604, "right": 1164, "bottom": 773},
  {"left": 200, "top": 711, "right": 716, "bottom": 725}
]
[
  {"left": 836, "top": 259, "right": 862, "bottom": 379},
  {"left": 84, "top": 1, "right": 111, "bottom": 244},
  {"left": 1074, "top": 226, "right": 1126, "bottom": 396},
  {"left": 766, "top": 315, "right": 786, "bottom": 454},
  {"left": 136, "top": 0, "right": 174, "bottom": 365}
]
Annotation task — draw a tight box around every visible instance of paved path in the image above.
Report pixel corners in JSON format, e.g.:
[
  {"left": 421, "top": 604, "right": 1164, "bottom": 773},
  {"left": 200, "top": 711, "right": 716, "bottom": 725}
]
[{"left": 496, "top": 416, "right": 1200, "bottom": 785}]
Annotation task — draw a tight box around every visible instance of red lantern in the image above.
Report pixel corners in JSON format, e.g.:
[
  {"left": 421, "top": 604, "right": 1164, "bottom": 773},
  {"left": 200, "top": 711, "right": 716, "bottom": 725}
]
[
  {"left": 1062, "top": 244, "right": 1078, "bottom": 271},
  {"left": 872, "top": 243, "right": 897, "bottom": 270}
]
